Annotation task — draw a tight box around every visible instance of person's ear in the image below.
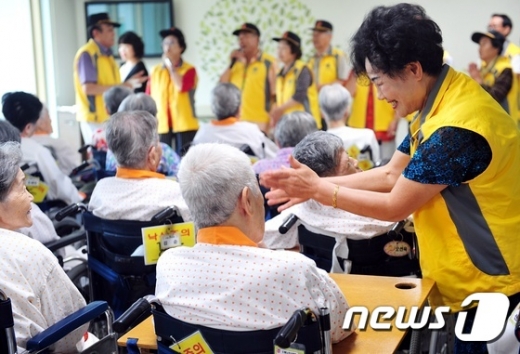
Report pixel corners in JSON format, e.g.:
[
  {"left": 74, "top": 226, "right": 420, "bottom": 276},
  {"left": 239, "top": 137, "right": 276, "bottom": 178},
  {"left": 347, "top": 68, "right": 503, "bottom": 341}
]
[
  {"left": 21, "top": 123, "right": 34, "bottom": 137},
  {"left": 146, "top": 145, "right": 159, "bottom": 171},
  {"left": 238, "top": 186, "right": 254, "bottom": 217},
  {"left": 408, "top": 62, "right": 424, "bottom": 80}
]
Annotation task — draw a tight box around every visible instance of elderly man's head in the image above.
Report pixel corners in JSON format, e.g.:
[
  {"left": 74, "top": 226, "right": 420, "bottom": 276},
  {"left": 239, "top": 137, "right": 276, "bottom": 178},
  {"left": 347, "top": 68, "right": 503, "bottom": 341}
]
[
  {"left": 178, "top": 143, "right": 264, "bottom": 242},
  {"left": 274, "top": 111, "right": 317, "bottom": 148},
  {"left": 0, "top": 120, "right": 21, "bottom": 144},
  {"left": 106, "top": 111, "right": 161, "bottom": 171},
  {"left": 319, "top": 84, "right": 352, "bottom": 124},
  {"left": 103, "top": 86, "right": 133, "bottom": 115},
  {"left": 118, "top": 93, "right": 158, "bottom": 116},
  {"left": 211, "top": 83, "right": 241, "bottom": 120},
  {"left": 2, "top": 92, "right": 44, "bottom": 137},
  {"left": 293, "top": 131, "right": 359, "bottom": 177}
]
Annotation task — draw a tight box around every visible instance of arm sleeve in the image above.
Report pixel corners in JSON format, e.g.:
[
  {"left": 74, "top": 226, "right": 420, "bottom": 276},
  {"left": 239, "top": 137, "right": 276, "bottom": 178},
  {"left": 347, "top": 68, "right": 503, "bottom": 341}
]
[
  {"left": 180, "top": 67, "right": 197, "bottom": 93},
  {"left": 337, "top": 53, "right": 351, "bottom": 81},
  {"left": 293, "top": 66, "right": 312, "bottom": 103},
  {"left": 511, "top": 54, "right": 520, "bottom": 74},
  {"left": 402, "top": 127, "right": 492, "bottom": 186},
  {"left": 77, "top": 52, "right": 97, "bottom": 84},
  {"left": 481, "top": 68, "right": 513, "bottom": 103},
  {"left": 397, "top": 133, "right": 411, "bottom": 155}
]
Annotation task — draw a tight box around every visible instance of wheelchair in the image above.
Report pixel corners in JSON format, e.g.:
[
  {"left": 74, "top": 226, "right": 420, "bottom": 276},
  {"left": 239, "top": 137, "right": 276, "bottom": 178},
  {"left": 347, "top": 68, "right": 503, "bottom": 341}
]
[
  {"left": 56, "top": 203, "right": 185, "bottom": 318},
  {"left": 0, "top": 289, "right": 117, "bottom": 354},
  {"left": 113, "top": 296, "right": 333, "bottom": 354}
]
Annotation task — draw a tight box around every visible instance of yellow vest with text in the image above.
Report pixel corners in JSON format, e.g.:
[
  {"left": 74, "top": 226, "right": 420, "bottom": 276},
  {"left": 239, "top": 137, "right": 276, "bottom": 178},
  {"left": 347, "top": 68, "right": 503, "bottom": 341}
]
[
  {"left": 504, "top": 42, "right": 520, "bottom": 122},
  {"left": 307, "top": 47, "right": 346, "bottom": 86},
  {"left": 149, "top": 61, "right": 199, "bottom": 134},
  {"left": 409, "top": 66, "right": 520, "bottom": 311},
  {"left": 276, "top": 60, "right": 321, "bottom": 128},
  {"left": 230, "top": 52, "right": 274, "bottom": 124},
  {"left": 348, "top": 82, "right": 395, "bottom": 132},
  {"left": 73, "top": 39, "right": 120, "bottom": 123},
  {"left": 481, "top": 55, "right": 519, "bottom": 120}
]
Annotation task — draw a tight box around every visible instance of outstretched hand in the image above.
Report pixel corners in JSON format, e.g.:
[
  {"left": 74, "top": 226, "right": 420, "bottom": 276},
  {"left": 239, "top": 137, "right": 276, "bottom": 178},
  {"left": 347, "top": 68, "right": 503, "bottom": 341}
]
[{"left": 259, "top": 155, "right": 320, "bottom": 211}]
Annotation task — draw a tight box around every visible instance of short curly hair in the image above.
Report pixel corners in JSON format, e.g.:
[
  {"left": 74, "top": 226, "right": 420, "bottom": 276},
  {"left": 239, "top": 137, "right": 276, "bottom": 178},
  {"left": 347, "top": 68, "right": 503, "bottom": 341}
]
[{"left": 350, "top": 3, "right": 444, "bottom": 80}]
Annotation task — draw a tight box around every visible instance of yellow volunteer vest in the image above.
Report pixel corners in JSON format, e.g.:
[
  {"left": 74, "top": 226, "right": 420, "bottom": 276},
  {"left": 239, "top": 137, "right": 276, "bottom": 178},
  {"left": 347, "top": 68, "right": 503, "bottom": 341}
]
[
  {"left": 275, "top": 60, "right": 321, "bottom": 128},
  {"left": 480, "top": 55, "right": 519, "bottom": 120},
  {"left": 73, "top": 39, "right": 120, "bottom": 123},
  {"left": 348, "top": 82, "right": 395, "bottom": 132},
  {"left": 230, "top": 52, "right": 274, "bottom": 124},
  {"left": 149, "top": 61, "right": 199, "bottom": 134},
  {"left": 308, "top": 47, "right": 347, "bottom": 86},
  {"left": 409, "top": 65, "right": 520, "bottom": 312},
  {"left": 504, "top": 42, "right": 520, "bottom": 122}
]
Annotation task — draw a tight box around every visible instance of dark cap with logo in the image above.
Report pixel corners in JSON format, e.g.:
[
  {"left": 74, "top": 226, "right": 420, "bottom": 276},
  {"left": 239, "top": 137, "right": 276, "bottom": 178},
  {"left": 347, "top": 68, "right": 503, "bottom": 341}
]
[
  {"left": 471, "top": 30, "right": 506, "bottom": 49},
  {"left": 272, "top": 31, "right": 301, "bottom": 47},
  {"left": 310, "top": 20, "right": 333, "bottom": 32},
  {"left": 87, "top": 12, "right": 121, "bottom": 28},
  {"left": 232, "top": 23, "right": 261, "bottom": 37}
]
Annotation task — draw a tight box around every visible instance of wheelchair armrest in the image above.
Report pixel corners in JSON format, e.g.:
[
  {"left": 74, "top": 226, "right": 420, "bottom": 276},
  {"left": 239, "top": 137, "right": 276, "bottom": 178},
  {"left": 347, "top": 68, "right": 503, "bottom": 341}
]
[
  {"left": 55, "top": 203, "right": 87, "bottom": 221},
  {"left": 26, "top": 301, "right": 108, "bottom": 352},
  {"left": 113, "top": 297, "right": 152, "bottom": 333},
  {"left": 274, "top": 307, "right": 314, "bottom": 348},
  {"left": 151, "top": 206, "right": 179, "bottom": 223},
  {"left": 44, "top": 228, "right": 86, "bottom": 253},
  {"left": 279, "top": 214, "right": 299, "bottom": 234}
]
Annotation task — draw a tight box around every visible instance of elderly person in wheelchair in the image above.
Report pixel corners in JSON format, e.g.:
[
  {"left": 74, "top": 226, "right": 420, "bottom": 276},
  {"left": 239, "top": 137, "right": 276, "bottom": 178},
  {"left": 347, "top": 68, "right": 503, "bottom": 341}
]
[
  {"left": 192, "top": 83, "right": 278, "bottom": 159},
  {"left": 88, "top": 110, "right": 190, "bottom": 221},
  {"left": 0, "top": 142, "right": 86, "bottom": 352},
  {"left": 155, "top": 143, "right": 351, "bottom": 350},
  {"left": 264, "top": 131, "right": 417, "bottom": 275}
]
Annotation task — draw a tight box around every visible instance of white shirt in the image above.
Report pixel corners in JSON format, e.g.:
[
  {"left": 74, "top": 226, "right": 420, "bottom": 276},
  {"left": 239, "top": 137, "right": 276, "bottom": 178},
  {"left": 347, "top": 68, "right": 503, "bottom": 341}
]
[
  {"left": 89, "top": 176, "right": 191, "bottom": 222},
  {"left": 193, "top": 120, "right": 278, "bottom": 159},
  {"left": 21, "top": 137, "right": 81, "bottom": 204},
  {"left": 156, "top": 239, "right": 351, "bottom": 343},
  {"left": 264, "top": 199, "right": 395, "bottom": 272},
  {"left": 327, "top": 126, "right": 381, "bottom": 163},
  {"left": 31, "top": 135, "right": 81, "bottom": 175},
  {"left": 0, "top": 228, "right": 86, "bottom": 352}
]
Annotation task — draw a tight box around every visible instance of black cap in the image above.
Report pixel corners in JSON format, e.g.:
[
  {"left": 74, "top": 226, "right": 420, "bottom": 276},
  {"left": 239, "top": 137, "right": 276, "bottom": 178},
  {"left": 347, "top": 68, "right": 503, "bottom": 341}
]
[
  {"left": 232, "top": 23, "right": 260, "bottom": 37},
  {"left": 159, "top": 27, "right": 185, "bottom": 40},
  {"left": 87, "top": 13, "right": 120, "bottom": 28},
  {"left": 310, "top": 20, "right": 333, "bottom": 32},
  {"left": 272, "top": 31, "right": 301, "bottom": 47},
  {"left": 471, "top": 30, "right": 505, "bottom": 47}
]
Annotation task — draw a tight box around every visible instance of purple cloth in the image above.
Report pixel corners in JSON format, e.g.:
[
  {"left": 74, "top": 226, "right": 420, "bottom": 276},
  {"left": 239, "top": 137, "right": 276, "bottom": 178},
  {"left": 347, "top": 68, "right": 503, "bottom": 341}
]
[
  {"left": 77, "top": 40, "right": 114, "bottom": 84},
  {"left": 253, "top": 147, "right": 293, "bottom": 174}
]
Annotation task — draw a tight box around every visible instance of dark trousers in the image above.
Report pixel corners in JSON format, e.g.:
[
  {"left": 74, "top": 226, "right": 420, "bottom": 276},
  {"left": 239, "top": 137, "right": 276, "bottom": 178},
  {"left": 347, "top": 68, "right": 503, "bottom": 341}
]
[{"left": 159, "top": 130, "right": 197, "bottom": 156}]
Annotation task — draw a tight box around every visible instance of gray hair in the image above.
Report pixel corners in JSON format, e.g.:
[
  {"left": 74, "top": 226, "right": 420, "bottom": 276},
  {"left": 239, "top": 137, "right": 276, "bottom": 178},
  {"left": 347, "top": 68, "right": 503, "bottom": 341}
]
[
  {"left": 211, "top": 83, "right": 241, "bottom": 119},
  {"left": 103, "top": 86, "right": 133, "bottom": 114},
  {"left": 319, "top": 83, "right": 352, "bottom": 122},
  {"left": 274, "top": 111, "right": 318, "bottom": 148},
  {"left": 105, "top": 111, "right": 159, "bottom": 169},
  {"left": 178, "top": 143, "right": 260, "bottom": 229},
  {"left": 293, "top": 131, "right": 344, "bottom": 177},
  {"left": 118, "top": 93, "right": 158, "bottom": 117},
  {"left": 0, "top": 120, "right": 21, "bottom": 143},
  {"left": 0, "top": 142, "right": 23, "bottom": 202}
]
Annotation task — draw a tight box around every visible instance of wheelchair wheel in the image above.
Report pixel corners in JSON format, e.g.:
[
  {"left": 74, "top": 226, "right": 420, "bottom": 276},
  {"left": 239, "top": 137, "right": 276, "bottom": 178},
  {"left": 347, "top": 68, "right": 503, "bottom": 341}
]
[{"left": 67, "top": 262, "right": 90, "bottom": 303}]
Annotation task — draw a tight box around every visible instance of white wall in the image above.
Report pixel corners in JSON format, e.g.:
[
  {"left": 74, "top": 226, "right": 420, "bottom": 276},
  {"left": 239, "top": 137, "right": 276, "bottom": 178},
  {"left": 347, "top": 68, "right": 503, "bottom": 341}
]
[{"left": 46, "top": 0, "right": 520, "bottom": 117}]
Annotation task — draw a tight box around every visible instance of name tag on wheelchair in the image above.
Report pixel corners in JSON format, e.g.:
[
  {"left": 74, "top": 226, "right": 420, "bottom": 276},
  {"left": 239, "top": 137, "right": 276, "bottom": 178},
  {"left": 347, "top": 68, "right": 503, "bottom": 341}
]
[
  {"left": 141, "top": 221, "right": 196, "bottom": 265},
  {"left": 169, "top": 330, "right": 214, "bottom": 354},
  {"left": 24, "top": 175, "right": 49, "bottom": 203},
  {"left": 383, "top": 240, "right": 411, "bottom": 257},
  {"left": 274, "top": 343, "right": 305, "bottom": 354}
]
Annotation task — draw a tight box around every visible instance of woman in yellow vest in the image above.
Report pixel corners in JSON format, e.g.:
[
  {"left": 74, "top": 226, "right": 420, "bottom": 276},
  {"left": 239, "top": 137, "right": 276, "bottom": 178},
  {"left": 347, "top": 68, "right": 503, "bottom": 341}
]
[
  {"left": 270, "top": 31, "right": 321, "bottom": 129},
  {"left": 468, "top": 30, "right": 518, "bottom": 120},
  {"left": 147, "top": 27, "right": 198, "bottom": 155},
  {"left": 261, "top": 5, "right": 520, "bottom": 354}
]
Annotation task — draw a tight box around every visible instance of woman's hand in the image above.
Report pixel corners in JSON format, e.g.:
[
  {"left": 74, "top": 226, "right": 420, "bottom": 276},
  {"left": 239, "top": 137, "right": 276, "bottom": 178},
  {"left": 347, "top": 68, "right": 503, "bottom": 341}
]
[{"left": 468, "top": 63, "right": 483, "bottom": 84}]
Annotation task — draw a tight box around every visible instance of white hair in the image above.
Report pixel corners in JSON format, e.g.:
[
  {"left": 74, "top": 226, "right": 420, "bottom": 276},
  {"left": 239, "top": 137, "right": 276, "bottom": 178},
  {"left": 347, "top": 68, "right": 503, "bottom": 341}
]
[
  {"left": 319, "top": 83, "right": 352, "bottom": 122},
  {"left": 178, "top": 143, "right": 260, "bottom": 229}
]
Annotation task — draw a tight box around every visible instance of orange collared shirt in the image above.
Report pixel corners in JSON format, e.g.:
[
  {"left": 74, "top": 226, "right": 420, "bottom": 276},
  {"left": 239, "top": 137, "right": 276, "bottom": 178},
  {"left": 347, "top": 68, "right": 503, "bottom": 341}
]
[
  {"left": 210, "top": 117, "right": 238, "bottom": 126},
  {"left": 197, "top": 225, "right": 258, "bottom": 247},
  {"left": 116, "top": 167, "right": 165, "bottom": 179}
]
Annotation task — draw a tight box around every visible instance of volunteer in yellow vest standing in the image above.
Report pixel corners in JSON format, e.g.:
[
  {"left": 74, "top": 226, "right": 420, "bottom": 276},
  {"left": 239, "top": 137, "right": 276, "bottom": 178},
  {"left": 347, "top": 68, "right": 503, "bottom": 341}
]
[
  {"left": 73, "top": 13, "right": 145, "bottom": 144},
  {"left": 220, "top": 23, "right": 276, "bottom": 134},
  {"left": 147, "top": 27, "right": 199, "bottom": 155},
  {"left": 468, "top": 30, "right": 518, "bottom": 119},
  {"left": 260, "top": 5, "right": 520, "bottom": 354},
  {"left": 271, "top": 31, "right": 321, "bottom": 129}
]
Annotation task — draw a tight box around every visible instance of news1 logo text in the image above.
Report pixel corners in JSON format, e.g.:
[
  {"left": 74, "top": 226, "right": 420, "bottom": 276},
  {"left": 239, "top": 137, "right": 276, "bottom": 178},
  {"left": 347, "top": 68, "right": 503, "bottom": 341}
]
[{"left": 342, "top": 293, "right": 510, "bottom": 341}]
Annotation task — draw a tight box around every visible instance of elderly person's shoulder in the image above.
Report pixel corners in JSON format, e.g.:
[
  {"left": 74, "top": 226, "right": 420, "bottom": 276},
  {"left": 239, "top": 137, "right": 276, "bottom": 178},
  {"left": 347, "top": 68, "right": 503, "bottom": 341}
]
[{"left": 0, "top": 227, "right": 58, "bottom": 263}]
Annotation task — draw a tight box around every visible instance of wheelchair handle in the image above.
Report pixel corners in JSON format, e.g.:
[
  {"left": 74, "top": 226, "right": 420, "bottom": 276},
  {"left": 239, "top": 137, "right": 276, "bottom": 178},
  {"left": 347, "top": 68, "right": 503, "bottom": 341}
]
[
  {"left": 279, "top": 214, "right": 299, "bottom": 234},
  {"left": 388, "top": 220, "right": 406, "bottom": 238},
  {"left": 77, "top": 144, "right": 93, "bottom": 154},
  {"left": 69, "top": 161, "right": 91, "bottom": 177},
  {"left": 151, "top": 206, "right": 178, "bottom": 223},
  {"left": 274, "top": 307, "right": 313, "bottom": 348},
  {"left": 55, "top": 203, "right": 86, "bottom": 221},
  {"left": 113, "top": 298, "right": 151, "bottom": 333}
]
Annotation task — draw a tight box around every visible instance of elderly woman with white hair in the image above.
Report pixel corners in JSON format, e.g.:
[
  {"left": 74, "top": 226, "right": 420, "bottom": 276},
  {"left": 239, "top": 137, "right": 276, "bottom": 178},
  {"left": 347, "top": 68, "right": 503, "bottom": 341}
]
[
  {"left": 192, "top": 83, "right": 278, "bottom": 158},
  {"left": 88, "top": 110, "right": 190, "bottom": 221},
  {"left": 252, "top": 111, "right": 317, "bottom": 174},
  {"left": 0, "top": 142, "right": 86, "bottom": 352},
  {"left": 320, "top": 83, "right": 380, "bottom": 168},
  {"left": 104, "top": 93, "right": 181, "bottom": 176}
]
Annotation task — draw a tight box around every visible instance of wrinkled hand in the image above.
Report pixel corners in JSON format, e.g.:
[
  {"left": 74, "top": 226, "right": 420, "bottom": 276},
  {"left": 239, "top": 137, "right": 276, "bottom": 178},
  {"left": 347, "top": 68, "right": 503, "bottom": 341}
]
[
  {"left": 468, "top": 63, "right": 482, "bottom": 83},
  {"left": 259, "top": 155, "right": 320, "bottom": 211},
  {"left": 230, "top": 49, "right": 246, "bottom": 64}
]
